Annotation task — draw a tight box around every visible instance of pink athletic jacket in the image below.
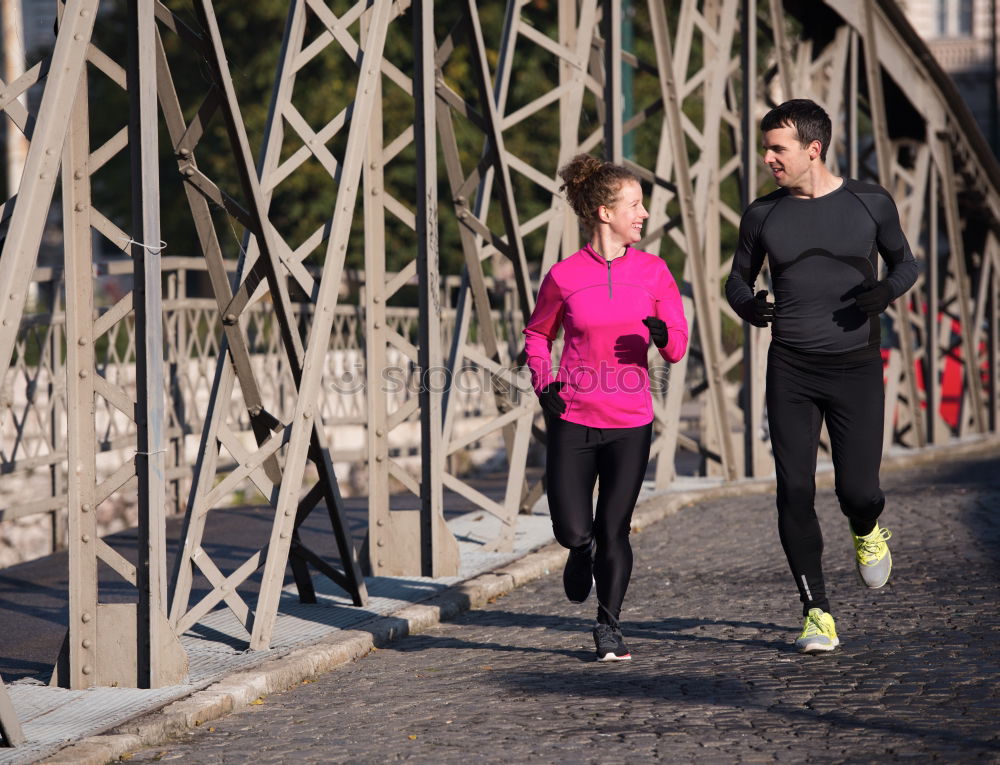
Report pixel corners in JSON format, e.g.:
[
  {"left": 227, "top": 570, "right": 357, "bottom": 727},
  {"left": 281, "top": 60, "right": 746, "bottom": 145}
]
[{"left": 523, "top": 244, "right": 688, "bottom": 428}]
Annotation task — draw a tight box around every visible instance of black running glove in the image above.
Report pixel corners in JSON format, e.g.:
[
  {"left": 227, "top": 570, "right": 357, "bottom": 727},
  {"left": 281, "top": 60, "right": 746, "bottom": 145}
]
[
  {"left": 642, "top": 316, "right": 668, "bottom": 349},
  {"left": 855, "top": 279, "right": 892, "bottom": 315},
  {"left": 748, "top": 289, "right": 775, "bottom": 327},
  {"left": 537, "top": 382, "right": 567, "bottom": 417}
]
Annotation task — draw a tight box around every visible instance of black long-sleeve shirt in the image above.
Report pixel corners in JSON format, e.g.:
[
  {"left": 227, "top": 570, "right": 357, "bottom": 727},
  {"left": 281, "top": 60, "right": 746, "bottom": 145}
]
[{"left": 726, "top": 178, "right": 918, "bottom": 355}]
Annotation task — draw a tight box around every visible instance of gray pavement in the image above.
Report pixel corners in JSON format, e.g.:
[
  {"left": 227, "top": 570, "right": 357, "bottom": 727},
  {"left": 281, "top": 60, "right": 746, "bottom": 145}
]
[{"left": 116, "top": 451, "right": 1000, "bottom": 764}]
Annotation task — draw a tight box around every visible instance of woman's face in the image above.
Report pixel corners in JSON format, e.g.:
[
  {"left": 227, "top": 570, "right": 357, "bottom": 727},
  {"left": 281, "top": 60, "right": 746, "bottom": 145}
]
[{"left": 599, "top": 180, "right": 648, "bottom": 245}]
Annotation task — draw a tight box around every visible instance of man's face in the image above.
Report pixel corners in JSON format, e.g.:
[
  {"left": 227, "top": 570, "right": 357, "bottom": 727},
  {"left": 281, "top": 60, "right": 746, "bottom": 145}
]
[{"left": 762, "top": 124, "right": 818, "bottom": 188}]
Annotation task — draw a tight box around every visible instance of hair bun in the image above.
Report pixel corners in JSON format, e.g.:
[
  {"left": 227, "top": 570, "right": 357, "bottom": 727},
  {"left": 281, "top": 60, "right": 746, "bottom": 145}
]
[{"left": 559, "top": 153, "right": 605, "bottom": 188}]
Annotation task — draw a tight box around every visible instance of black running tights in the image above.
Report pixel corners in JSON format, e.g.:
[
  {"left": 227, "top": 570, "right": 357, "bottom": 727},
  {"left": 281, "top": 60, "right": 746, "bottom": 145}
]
[
  {"left": 545, "top": 417, "right": 652, "bottom": 625},
  {"left": 766, "top": 344, "right": 886, "bottom": 616}
]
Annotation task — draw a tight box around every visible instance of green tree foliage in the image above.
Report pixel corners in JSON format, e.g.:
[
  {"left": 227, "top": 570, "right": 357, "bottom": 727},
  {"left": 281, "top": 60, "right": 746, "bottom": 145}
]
[
  {"left": 85, "top": 0, "right": 537, "bottom": 288},
  {"left": 82, "top": 1, "right": 743, "bottom": 310}
]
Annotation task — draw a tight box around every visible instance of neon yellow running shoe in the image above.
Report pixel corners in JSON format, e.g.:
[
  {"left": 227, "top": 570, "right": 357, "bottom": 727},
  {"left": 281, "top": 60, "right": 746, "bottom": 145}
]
[
  {"left": 852, "top": 524, "right": 892, "bottom": 589},
  {"left": 794, "top": 608, "right": 839, "bottom": 653}
]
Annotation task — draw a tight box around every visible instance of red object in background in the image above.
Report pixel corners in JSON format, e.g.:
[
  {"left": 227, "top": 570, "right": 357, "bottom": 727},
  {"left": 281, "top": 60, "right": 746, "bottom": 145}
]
[{"left": 882, "top": 309, "right": 988, "bottom": 430}]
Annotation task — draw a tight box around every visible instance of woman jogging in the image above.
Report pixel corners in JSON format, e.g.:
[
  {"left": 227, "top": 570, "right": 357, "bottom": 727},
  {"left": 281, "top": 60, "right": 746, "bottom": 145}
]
[{"left": 523, "top": 154, "right": 688, "bottom": 661}]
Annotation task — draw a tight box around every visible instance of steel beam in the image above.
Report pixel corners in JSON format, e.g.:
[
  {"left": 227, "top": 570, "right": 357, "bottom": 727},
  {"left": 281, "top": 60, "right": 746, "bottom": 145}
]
[
  {"left": 935, "top": 132, "right": 988, "bottom": 435},
  {"left": 603, "top": 0, "right": 624, "bottom": 162},
  {"left": 242, "top": 0, "right": 391, "bottom": 649},
  {"left": 740, "top": 0, "right": 765, "bottom": 478},
  {"left": 434, "top": 0, "right": 549, "bottom": 555},
  {"left": 414, "top": 0, "right": 458, "bottom": 576},
  {"left": 61, "top": 62, "right": 99, "bottom": 691},
  {"left": 0, "top": 0, "right": 98, "bottom": 373},
  {"left": 46, "top": 0, "right": 187, "bottom": 691},
  {"left": 168, "top": 0, "right": 376, "bottom": 648},
  {"left": 129, "top": 0, "right": 172, "bottom": 689}
]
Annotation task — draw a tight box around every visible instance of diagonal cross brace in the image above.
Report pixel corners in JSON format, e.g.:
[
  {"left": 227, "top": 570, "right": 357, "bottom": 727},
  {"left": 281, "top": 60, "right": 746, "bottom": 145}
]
[
  {"left": 187, "top": 0, "right": 390, "bottom": 649},
  {"left": 0, "top": 0, "right": 100, "bottom": 373},
  {"left": 247, "top": 0, "right": 394, "bottom": 649}
]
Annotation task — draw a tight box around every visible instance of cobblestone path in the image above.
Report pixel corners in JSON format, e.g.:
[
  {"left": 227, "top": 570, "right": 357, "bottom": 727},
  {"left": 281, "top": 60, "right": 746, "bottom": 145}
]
[{"left": 125, "top": 453, "right": 1000, "bottom": 764}]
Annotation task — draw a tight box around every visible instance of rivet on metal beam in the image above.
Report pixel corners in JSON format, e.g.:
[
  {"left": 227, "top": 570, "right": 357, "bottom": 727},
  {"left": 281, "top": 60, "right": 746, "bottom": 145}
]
[
  {"left": 78, "top": 337, "right": 87, "bottom": 345},
  {"left": 79, "top": 370, "right": 87, "bottom": 378},
  {"left": 372, "top": 296, "right": 381, "bottom": 303},
  {"left": 223, "top": 313, "right": 237, "bottom": 325},
  {"left": 82, "top": 665, "right": 92, "bottom": 675},
  {"left": 373, "top": 321, "right": 381, "bottom": 329},
  {"left": 75, "top": 203, "right": 87, "bottom": 212},
  {"left": 375, "top": 429, "right": 384, "bottom": 437},
  {"left": 82, "top": 639, "right": 92, "bottom": 648},
  {"left": 81, "top": 534, "right": 90, "bottom": 543},
  {"left": 375, "top": 455, "right": 384, "bottom": 462},
  {"left": 376, "top": 520, "right": 384, "bottom": 527},
  {"left": 280, "top": 532, "right": 289, "bottom": 540},
  {"left": 377, "top": 540, "right": 385, "bottom": 547},
  {"left": 81, "top": 613, "right": 92, "bottom": 623},
  {"left": 81, "top": 504, "right": 91, "bottom": 513}
]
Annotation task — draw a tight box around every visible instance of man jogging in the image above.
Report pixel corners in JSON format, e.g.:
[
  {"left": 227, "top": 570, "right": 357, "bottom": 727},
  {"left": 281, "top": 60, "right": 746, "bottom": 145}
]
[{"left": 726, "top": 99, "right": 917, "bottom": 653}]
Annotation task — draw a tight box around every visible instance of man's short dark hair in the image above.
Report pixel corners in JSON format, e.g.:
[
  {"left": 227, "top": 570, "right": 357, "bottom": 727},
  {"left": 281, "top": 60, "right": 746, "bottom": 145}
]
[{"left": 760, "top": 99, "right": 832, "bottom": 162}]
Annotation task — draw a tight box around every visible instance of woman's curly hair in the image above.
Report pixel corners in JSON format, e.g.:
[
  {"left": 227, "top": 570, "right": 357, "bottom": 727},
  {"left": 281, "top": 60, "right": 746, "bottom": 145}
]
[{"left": 558, "top": 154, "right": 639, "bottom": 231}]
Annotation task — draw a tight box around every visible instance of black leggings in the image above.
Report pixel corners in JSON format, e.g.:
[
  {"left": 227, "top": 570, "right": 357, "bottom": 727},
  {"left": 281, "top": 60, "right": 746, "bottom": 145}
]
[
  {"left": 545, "top": 417, "right": 652, "bottom": 625},
  {"left": 766, "top": 344, "right": 886, "bottom": 616}
]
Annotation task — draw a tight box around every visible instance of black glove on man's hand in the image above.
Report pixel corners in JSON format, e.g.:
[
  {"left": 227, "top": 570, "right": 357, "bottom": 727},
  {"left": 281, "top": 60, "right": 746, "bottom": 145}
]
[
  {"left": 642, "top": 316, "right": 668, "bottom": 348},
  {"left": 538, "top": 382, "right": 567, "bottom": 417},
  {"left": 749, "top": 289, "right": 775, "bottom": 327},
  {"left": 855, "top": 279, "right": 892, "bottom": 315}
]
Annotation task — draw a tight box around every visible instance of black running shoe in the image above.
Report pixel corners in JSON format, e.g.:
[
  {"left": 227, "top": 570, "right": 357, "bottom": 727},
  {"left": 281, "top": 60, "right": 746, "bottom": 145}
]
[
  {"left": 562, "top": 544, "right": 593, "bottom": 603},
  {"left": 593, "top": 623, "right": 631, "bottom": 662}
]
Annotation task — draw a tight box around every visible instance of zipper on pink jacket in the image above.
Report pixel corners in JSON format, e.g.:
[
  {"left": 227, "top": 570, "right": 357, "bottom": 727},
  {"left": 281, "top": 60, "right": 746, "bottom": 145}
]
[{"left": 607, "top": 260, "right": 612, "bottom": 299}]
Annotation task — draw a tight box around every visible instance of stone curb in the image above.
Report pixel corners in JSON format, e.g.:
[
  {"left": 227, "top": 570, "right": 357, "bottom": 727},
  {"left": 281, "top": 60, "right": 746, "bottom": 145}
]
[{"left": 39, "top": 435, "right": 1000, "bottom": 764}]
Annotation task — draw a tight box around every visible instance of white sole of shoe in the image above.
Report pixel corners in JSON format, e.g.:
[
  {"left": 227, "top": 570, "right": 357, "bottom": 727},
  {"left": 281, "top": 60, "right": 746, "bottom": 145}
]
[
  {"left": 597, "top": 653, "right": 632, "bottom": 662},
  {"left": 796, "top": 638, "right": 840, "bottom": 654}
]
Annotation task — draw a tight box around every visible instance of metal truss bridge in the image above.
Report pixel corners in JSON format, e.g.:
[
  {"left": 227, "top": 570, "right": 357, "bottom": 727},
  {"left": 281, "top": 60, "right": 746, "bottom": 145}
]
[{"left": 0, "top": 0, "right": 997, "bottom": 735}]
